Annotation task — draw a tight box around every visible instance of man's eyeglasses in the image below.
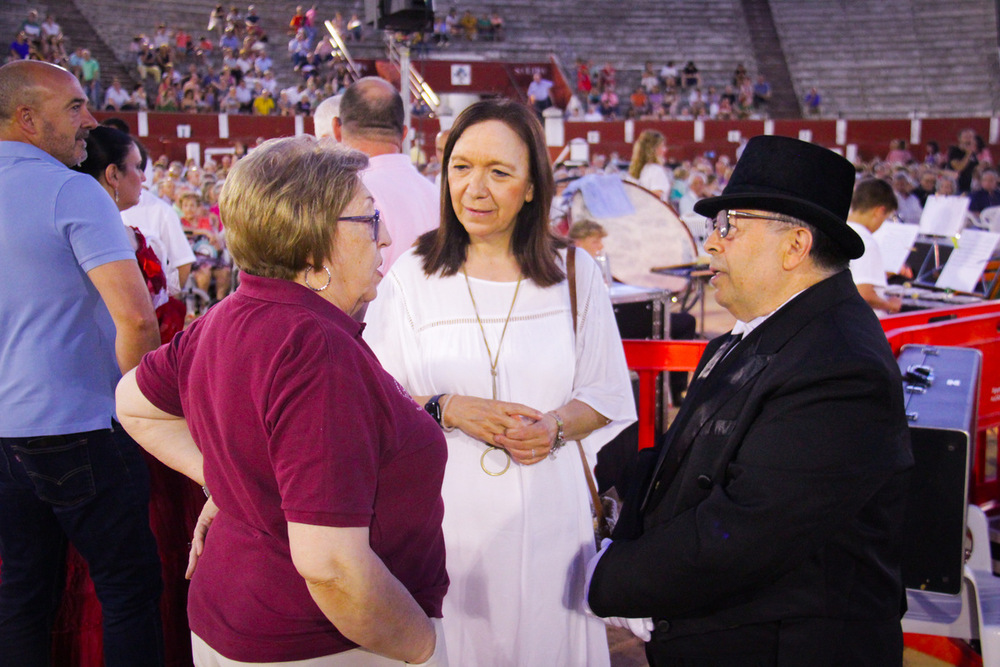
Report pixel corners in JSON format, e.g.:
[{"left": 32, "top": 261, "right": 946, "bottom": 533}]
[
  {"left": 711, "top": 209, "right": 788, "bottom": 239},
  {"left": 338, "top": 209, "right": 381, "bottom": 241}
]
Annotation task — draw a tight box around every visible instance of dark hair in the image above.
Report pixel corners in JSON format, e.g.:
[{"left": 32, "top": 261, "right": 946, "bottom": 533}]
[
  {"left": 415, "top": 98, "right": 562, "bottom": 286},
  {"left": 73, "top": 126, "right": 134, "bottom": 180},
  {"left": 851, "top": 178, "right": 898, "bottom": 214},
  {"left": 101, "top": 117, "right": 131, "bottom": 134}
]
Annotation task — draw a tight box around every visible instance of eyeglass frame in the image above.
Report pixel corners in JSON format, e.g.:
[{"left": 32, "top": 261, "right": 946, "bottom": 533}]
[
  {"left": 337, "top": 209, "right": 381, "bottom": 241},
  {"left": 710, "top": 209, "right": 790, "bottom": 239}
]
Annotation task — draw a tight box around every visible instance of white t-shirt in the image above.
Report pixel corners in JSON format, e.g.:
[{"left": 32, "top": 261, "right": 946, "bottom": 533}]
[
  {"left": 638, "top": 163, "right": 672, "bottom": 201},
  {"left": 121, "top": 189, "right": 196, "bottom": 293},
  {"left": 847, "top": 222, "right": 889, "bottom": 317}
]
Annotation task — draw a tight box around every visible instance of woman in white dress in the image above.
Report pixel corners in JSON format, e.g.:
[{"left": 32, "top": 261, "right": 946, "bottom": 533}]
[
  {"left": 628, "top": 129, "right": 672, "bottom": 202},
  {"left": 364, "top": 100, "right": 636, "bottom": 666}
]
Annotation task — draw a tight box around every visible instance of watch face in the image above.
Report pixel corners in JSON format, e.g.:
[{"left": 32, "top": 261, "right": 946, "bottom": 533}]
[{"left": 424, "top": 397, "right": 442, "bottom": 425}]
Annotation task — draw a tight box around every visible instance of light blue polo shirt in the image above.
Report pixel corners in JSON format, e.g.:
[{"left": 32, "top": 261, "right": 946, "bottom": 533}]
[{"left": 0, "top": 141, "right": 135, "bottom": 436}]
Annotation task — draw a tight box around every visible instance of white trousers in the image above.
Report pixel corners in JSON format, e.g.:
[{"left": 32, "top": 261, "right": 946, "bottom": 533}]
[{"left": 191, "top": 619, "right": 447, "bottom": 667}]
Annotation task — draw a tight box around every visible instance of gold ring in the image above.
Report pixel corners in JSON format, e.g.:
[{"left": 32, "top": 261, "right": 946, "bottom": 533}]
[{"left": 481, "top": 445, "right": 511, "bottom": 476}]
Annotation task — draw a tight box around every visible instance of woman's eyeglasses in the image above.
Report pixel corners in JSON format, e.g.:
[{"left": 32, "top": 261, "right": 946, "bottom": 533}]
[
  {"left": 711, "top": 209, "right": 788, "bottom": 239},
  {"left": 338, "top": 209, "right": 381, "bottom": 241}
]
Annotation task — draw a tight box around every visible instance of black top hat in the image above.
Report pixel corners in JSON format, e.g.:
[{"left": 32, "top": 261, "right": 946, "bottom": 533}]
[{"left": 694, "top": 135, "right": 863, "bottom": 259}]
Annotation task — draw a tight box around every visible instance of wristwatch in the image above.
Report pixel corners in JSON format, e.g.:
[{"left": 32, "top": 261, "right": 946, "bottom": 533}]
[{"left": 424, "top": 394, "right": 445, "bottom": 427}]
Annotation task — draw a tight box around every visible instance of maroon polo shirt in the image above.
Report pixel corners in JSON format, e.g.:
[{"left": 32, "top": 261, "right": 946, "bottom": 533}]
[{"left": 137, "top": 273, "right": 448, "bottom": 662}]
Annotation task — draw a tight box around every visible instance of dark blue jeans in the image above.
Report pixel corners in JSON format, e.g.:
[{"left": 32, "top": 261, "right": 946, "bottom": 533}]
[{"left": 0, "top": 422, "right": 164, "bottom": 667}]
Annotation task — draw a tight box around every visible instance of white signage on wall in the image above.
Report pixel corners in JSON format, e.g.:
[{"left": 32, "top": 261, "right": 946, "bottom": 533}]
[{"left": 451, "top": 65, "right": 472, "bottom": 86}]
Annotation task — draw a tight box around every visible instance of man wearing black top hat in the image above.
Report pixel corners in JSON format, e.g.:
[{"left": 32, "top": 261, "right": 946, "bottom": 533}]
[{"left": 587, "top": 136, "right": 913, "bottom": 666}]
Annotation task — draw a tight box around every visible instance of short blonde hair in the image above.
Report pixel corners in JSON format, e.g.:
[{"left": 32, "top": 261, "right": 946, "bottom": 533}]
[{"left": 220, "top": 136, "right": 368, "bottom": 280}]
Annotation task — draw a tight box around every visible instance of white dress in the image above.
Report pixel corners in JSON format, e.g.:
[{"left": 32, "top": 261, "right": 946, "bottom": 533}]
[{"left": 364, "top": 247, "right": 636, "bottom": 667}]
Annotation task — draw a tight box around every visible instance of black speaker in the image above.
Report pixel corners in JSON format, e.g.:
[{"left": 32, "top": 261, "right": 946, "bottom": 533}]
[
  {"left": 368, "top": 0, "right": 434, "bottom": 32},
  {"left": 897, "top": 345, "right": 981, "bottom": 595}
]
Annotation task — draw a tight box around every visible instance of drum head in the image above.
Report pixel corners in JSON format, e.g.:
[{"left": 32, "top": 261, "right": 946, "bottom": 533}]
[{"left": 568, "top": 180, "right": 699, "bottom": 294}]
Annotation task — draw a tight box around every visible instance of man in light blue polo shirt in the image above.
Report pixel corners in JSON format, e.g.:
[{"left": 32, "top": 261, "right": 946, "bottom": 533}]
[{"left": 0, "top": 60, "right": 163, "bottom": 667}]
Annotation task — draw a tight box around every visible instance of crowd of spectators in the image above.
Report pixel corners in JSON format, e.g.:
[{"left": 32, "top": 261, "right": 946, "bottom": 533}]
[
  {"left": 567, "top": 58, "right": 786, "bottom": 122},
  {"left": 535, "top": 128, "right": 1000, "bottom": 239}
]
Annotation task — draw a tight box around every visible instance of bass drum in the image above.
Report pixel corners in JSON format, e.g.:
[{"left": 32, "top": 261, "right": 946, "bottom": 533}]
[{"left": 567, "top": 180, "right": 701, "bottom": 310}]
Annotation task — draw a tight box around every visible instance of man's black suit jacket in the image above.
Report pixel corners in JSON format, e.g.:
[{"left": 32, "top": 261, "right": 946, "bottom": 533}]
[{"left": 588, "top": 270, "right": 913, "bottom": 666}]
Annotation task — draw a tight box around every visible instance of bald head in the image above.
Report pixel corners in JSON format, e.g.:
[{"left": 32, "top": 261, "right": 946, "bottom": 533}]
[
  {"left": 0, "top": 60, "right": 97, "bottom": 166},
  {"left": 337, "top": 77, "right": 404, "bottom": 149},
  {"left": 313, "top": 93, "right": 342, "bottom": 140}
]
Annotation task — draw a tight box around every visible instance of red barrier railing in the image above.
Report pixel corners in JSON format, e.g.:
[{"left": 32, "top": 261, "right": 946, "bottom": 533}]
[
  {"left": 622, "top": 339, "right": 709, "bottom": 451},
  {"left": 625, "top": 302, "right": 1000, "bottom": 507}
]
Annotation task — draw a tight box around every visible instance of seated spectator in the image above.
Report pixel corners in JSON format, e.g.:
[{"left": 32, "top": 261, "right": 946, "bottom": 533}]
[
  {"left": 288, "top": 5, "right": 306, "bottom": 35},
  {"left": 659, "top": 60, "right": 679, "bottom": 88},
  {"left": 677, "top": 171, "right": 708, "bottom": 216},
  {"left": 245, "top": 5, "right": 260, "bottom": 28},
  {"left": 137, "top": 43, "right": 161, "bottom": 81},
  {"left": 252, "top": 86, "right": 275, "bottom": 115},
  {"left": 489, "top": 11, "right": 505, "bottom": 40},
  {"left": 976, "top": 134, "right": 994, "bottom": 165},
  {"left": 681, "top": 60, "right": 701, "bottom": 88},
  {"left": 233, "top": 78, "right": 253, "bottom": 112},
  {"left": 220, "top": 27, "right": 241, "bottom": 51},
  {"left": 936, "top": 175, "right": 958, "bottom": 196},
  {"left": 288, "top": 29, "right": 310, "bottom": 70},
  {"left": 433, "top": 15, "right": 450, "bottom": 45},
  {"left": 970, "top": 167, "right": 1000, "bottom": 214},
  {"left": 925, "top": 140, "right": 947, "bottom": 167},
  {"left": 892, "top": 172, "right": 923, "bottom": 224},
  {"left": 582, "top": 104, "right": 603, "bottom": 121},
  {"left": 104, "top": 78, "right": 131, "bottom": 110},
  {"left": 460, "top": 10, "right": 478, "bottom": 39},
  {"left": 40, "top": 13, "right": 63, "bottom": 58},
  {"left": 804, "top": 87, "right": 821, "bottom": 115},
  {"left": 446, "top": 8, "right": 461, "bottom": 37},
  {"left": 640, "top": 62, "right": 658, "bottom": 93},
  {"left": 180, "top": 88, "right": 201, "bottom": 113},
  {"left": 598, "top": 87, "right": 619, "bottom": 118},
  {"left": 276, "top": 90, "right": 295, "bottom": 116},
  {"left": 156, "top": 75, "right": 180, "bottom": 111},
  {"left": 732, "top": 62, "right": 748, "bottom": 87},
  {"left": 913, "top": 170, "right": 937, "bottom": 207},
  {"left": 629, "top": 86, "right": 649, "bottom": 115},
  {"left": 885, "top": 139, "right": 913, "bottom": 165},
  {"left": 752, "top": 74, "right": 771, "bottom": 114},
  {"left": 179, "top": 190, "right": 232, "bottom": 301},
  {"left": 9, "top": 32, "right": 31, "bottom": 61},
  {"left": 19, "top": 9, "right": 42, "bottom": 50},
  {"left": 576, "top": 59, "right": 592, "bottom": 96},
  {"left": 598, "top": 62, "right": 616, "bottom": 91}
]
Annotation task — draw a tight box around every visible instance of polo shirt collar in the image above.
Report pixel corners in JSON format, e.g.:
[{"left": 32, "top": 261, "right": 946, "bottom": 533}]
[
  {"left": 0, "top": 140, "right": 69, "bottom": 168},
  {"left": 237, "top": 272, "right": 365, "bottom": 337}
]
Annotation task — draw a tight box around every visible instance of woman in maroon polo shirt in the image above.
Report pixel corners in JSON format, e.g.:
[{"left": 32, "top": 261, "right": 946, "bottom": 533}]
[{"left": 116, "top": 136, "right": 448, "bottom": 666}]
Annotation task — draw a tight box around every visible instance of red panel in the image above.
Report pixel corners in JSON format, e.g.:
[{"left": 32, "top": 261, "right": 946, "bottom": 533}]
[{"left": 772, "top": 119, "right": 837, "bottom": 146}]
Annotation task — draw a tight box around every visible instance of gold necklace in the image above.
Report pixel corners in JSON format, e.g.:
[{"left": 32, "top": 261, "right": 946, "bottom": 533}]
[
  {"left": 462, "top": 267, "right": 523, "bottom": 476},
  {"left": 462, "top": 267, "right": 523, "bottom": 401}
]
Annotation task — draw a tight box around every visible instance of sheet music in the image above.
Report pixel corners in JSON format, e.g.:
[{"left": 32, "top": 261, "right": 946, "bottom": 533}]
[
  {"left": 935, "top": 229, "right": 1000, "bottom": 293},
  {"left": 873, "top": 222, "right": 921, "bottom": 274},
  {"left": 919, "top": 195, "right": 970, "bottom": 237}
]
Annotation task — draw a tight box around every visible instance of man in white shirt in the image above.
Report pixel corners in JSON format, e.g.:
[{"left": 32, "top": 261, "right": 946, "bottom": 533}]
[
  {"left": 847, "top": 178, "right": 901, "bottom": 315},
  {"left": 120, "top": 145, "right": 195, "bottom": 293},
  {"left": 334, "top": 77, "right": 439, "bottom": 270}
]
